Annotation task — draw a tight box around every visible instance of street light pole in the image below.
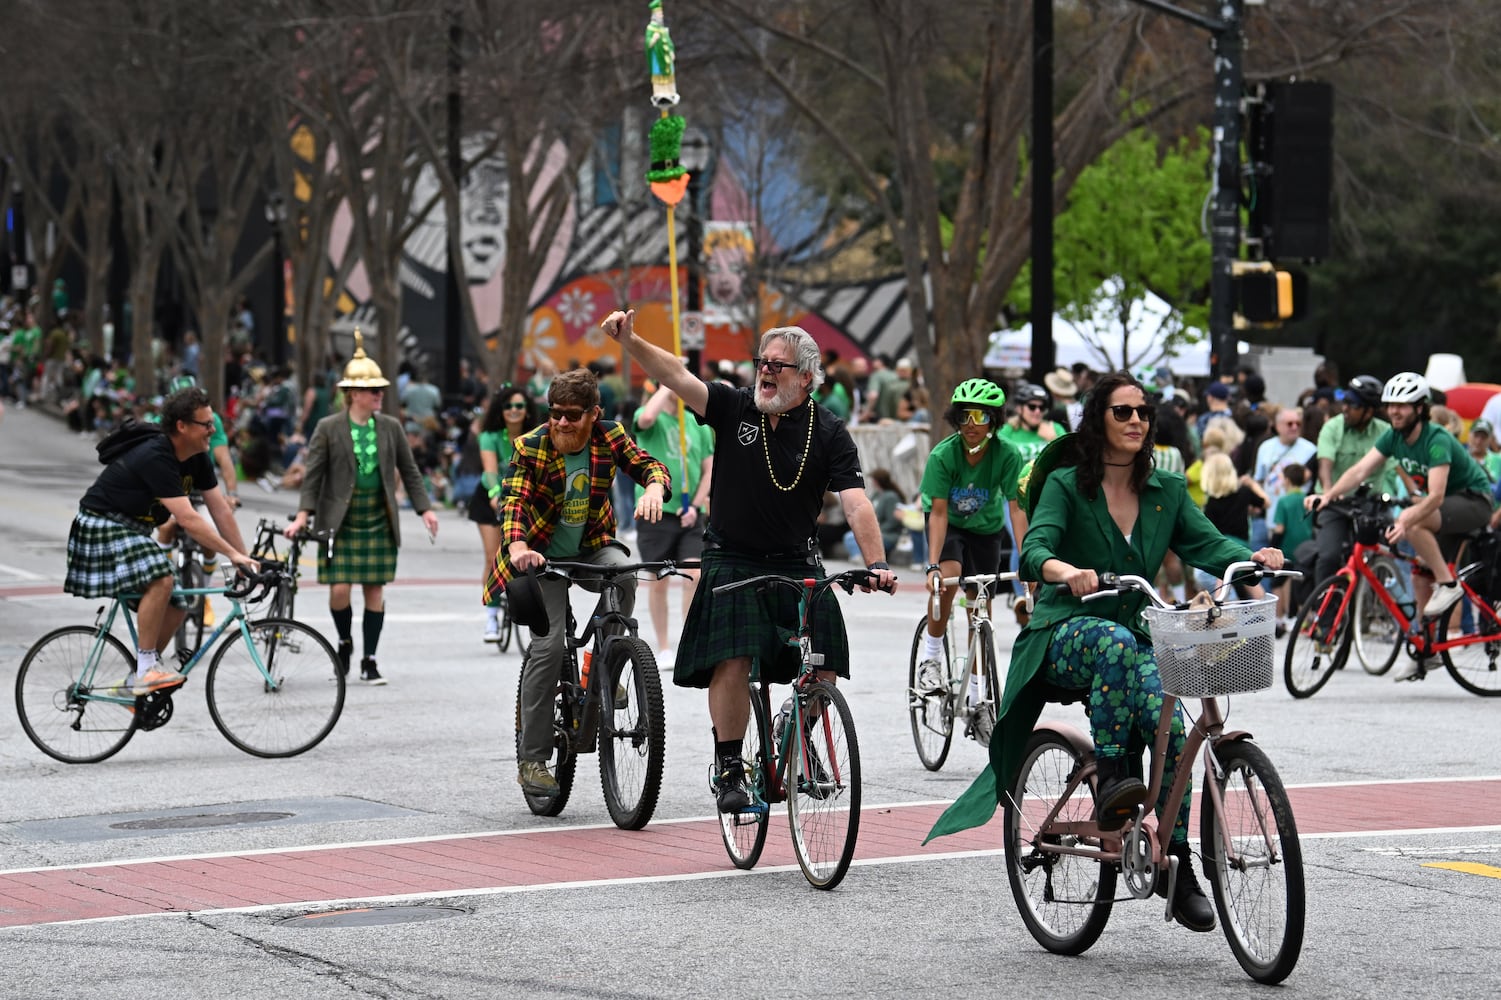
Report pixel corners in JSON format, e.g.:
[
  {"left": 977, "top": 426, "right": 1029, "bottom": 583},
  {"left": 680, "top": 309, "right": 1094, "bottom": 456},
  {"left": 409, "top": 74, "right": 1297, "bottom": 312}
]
[{"left": 679, "top": 129, "right": 711, "bottom": 379}]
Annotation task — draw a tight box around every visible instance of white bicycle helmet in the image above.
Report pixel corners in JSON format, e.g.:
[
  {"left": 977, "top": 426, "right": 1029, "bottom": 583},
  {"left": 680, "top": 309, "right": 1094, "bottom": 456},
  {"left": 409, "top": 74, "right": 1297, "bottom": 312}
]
[{"left": 1381, "top": 371, "right": 1430, "bottom": 404}]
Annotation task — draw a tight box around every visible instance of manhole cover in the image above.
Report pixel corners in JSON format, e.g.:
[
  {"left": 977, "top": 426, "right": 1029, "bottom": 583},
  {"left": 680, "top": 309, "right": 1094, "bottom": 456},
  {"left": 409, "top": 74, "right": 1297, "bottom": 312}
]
[
  {"left": 278, "top": 906, "right": 469, "bottom": 928},
  {"left": 110, "top": 811, "right": 294, "bottom": 831}
]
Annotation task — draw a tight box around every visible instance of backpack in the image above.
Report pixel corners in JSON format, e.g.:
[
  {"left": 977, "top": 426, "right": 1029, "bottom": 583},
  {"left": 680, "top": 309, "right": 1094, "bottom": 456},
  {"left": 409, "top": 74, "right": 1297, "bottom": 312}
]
[{"left": 96, "top": 418, "right": 165, "bottom": 464}]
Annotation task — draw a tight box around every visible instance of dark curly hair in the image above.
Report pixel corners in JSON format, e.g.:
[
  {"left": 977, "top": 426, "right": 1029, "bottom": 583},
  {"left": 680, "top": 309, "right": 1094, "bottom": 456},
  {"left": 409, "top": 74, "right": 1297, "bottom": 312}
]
[
  {"left": 481, "top": 383, "right": 537, "bottom": 434},
  {"left": 1074, "top": 370, "right": 1156, "bottom": 499},
  {"left": 162, "top": 387, "right": 212, "bottom": 433}
]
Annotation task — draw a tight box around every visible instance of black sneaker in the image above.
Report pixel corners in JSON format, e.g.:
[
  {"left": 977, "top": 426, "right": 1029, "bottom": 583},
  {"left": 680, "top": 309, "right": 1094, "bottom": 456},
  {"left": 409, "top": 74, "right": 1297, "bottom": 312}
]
[
  {"left": 336, "top": 638, "right": 353, "bottom": 677},
  {"left": 1159, "top": 842, "right": 1216, "bottom": 932},
  {"left": 360, "top": 657, "right": 387, "bottom": 686},
  {"left": 715, "top": 757, "right": 753, "bottom": 813}
]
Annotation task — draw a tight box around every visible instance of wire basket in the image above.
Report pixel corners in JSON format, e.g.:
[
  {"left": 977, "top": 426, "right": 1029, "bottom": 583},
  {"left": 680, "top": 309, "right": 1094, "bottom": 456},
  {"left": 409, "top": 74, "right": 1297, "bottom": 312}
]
[{"left": 1143, "top": 595, "right": 1277, "bottom": 698}]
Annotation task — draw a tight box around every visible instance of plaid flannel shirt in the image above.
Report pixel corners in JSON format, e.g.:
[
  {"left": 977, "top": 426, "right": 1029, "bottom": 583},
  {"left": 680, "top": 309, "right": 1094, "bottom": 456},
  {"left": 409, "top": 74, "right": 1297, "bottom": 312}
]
[{"left": 482, "top": 419, "right": 671, "bottom": 600}]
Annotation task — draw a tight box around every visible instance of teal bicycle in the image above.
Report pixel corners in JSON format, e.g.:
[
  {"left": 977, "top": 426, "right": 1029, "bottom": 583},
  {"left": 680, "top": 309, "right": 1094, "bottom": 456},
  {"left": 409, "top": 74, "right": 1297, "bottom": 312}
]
[{"left": 16, "top": 566, "right": 345, "bottom": 763}]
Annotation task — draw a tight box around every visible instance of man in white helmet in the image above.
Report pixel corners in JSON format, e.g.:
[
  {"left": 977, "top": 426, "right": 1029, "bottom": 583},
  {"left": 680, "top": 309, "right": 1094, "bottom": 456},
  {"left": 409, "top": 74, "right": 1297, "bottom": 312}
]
[{"left": 1308, "top": 371, "right": 1493, "bottom": 679}]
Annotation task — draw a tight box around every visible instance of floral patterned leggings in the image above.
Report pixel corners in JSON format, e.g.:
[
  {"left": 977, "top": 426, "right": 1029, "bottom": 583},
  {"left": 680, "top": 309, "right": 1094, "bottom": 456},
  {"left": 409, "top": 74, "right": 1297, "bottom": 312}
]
[{"left": 1042, "top": 616, "right": 1191, "bottom": 843}]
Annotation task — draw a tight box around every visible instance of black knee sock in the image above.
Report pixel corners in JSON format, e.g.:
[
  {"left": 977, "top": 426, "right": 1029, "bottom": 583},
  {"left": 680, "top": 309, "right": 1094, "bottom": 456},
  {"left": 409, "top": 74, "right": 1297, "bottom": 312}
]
[
  {"left": 363, "top": 609, "right": 385, "bottom": 658},
  {"left": 331, "top": 605, "right": 353, "bottom": 644},
  {"left": 714, "top": 738, "right": 744, "bottom": 764}
]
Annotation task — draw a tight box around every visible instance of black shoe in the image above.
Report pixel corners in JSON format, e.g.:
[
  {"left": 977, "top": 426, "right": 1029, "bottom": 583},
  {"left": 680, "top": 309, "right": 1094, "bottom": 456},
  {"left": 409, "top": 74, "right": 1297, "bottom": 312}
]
[
  {"left": 360, "top": 656, "right": 387, "bottom": 686},
  {"left": 1092, "top": 756, "right": 1148, "bottom": 832},
  {"left": 336, "top": 638, "right": 353, "bottom": 677},
  {"left": 1160, "top": 842, "right": 1216, "bottom": 932},
  {"left": 715, "top": 757, "right": 753, "bottom": 813}
]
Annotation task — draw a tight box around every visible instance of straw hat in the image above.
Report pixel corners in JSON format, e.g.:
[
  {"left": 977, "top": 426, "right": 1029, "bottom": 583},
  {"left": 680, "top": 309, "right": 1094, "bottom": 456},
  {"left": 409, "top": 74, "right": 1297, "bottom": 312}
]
[
  {"left": 338, "top": 329, "right": 390, "bottom": 389},
  {"left": 1043, "top": 367, "right": 1077, "bottom": 399}
]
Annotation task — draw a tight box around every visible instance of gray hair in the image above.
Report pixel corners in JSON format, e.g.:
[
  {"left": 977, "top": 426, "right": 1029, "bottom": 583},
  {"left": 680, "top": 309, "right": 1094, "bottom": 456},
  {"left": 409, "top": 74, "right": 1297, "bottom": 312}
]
[{"left": 759, "top": 326, "right": 825, "bottom": 393}]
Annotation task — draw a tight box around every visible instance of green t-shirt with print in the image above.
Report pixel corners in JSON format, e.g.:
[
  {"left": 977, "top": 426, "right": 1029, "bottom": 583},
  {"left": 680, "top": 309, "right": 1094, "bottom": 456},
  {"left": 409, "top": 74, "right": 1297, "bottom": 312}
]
[
  {"left": 918, "top": 433, "right": 1024, "bottom": 537},
  {"left": 632, "top": 406, "right": 714, "bottom": 511},
  {"left": 544, "top": 450, "right": 591, "bottom": 558},
  {"left": 1375, "top": 422, "right": 1492, "bottom": 497}
]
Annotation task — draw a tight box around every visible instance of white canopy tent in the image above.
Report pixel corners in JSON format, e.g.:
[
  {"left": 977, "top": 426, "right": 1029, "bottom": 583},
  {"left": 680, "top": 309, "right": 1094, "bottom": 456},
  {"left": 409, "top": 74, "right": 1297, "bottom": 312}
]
[{"left": 984, "top": 280, "right": 1216, "bottom": 378}]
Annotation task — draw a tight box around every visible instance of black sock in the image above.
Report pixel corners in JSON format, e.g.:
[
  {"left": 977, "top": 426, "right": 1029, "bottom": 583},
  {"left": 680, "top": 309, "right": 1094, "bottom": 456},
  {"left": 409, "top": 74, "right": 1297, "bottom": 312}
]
[
  {"left": 715, "top": 738, "right": 744, "bottom": 764},
  {"left": 331, "top": 605, "right": 353, "bottom": 644},
  {"left": 363, "top": 609, "right": 385, "bottom": 658}
]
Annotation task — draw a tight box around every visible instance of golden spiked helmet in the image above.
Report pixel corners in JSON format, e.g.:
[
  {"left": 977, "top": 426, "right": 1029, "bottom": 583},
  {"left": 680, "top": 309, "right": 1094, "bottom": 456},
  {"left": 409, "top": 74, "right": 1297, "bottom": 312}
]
[{"left": 338, "top": 329, "right": 390, "bottom": 389}]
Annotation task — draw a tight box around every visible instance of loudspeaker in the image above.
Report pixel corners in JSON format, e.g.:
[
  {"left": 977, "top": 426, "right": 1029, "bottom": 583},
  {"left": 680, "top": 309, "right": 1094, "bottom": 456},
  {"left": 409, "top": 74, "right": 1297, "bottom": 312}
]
[{"left": 1249, "top": 81, "right": 1334, "bottom": 260}]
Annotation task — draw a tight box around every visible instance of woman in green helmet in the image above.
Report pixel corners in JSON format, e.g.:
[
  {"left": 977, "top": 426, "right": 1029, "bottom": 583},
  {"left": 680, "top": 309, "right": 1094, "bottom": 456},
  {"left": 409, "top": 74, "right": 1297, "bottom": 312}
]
[{"left": 914, "top": 377, "right": 1028, "bottom": 745}]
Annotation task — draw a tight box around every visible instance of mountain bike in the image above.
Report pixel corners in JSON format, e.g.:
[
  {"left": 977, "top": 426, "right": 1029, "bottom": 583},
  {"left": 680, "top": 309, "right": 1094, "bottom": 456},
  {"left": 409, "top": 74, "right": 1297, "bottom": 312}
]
[
  {"left": 16, "top": 566, "right": 344, "bottom": 763},
  {"left": 513, "top": 559, "right": 687, "bottom": 830},
  {"left": 907, "top": 570, "right": 1017, "bottom": 769},
  {"left": 712, "top": 568, "right": 887, "bottom": 890},
  {"left": 1004, "top": 563, "right": 1305, "bottom": 984}
]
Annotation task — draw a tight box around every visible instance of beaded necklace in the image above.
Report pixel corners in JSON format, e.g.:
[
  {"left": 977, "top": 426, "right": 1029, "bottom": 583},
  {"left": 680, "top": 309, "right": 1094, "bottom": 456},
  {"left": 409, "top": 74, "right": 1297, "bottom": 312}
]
[
  {"left": 350, "top": 418, "right": 379, "bottom": 477},
  {"left": 761, "top": 397, "right": 815, "bottom": 492}
]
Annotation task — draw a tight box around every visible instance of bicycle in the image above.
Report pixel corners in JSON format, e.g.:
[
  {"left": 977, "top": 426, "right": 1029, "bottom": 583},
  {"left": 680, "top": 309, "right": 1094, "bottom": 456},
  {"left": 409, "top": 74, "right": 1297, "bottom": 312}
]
[
  {"left": 712, "top": 568, "right": 886, "bottom": 890},
  {"left": 513, "top": 558, "right": 684, "bottom": 830},
  {"left": 249, "top": 515, "right": 330, "bottom": 622},
  {"left": 16, "top": 566, "right": 345, "bottom": 763},
  {"left": 907, "top": 570, "right": 1018, "bottom": 769},
  {"left": 1285, "top": 491, "right": 1501, "bottom": 697},
  {"left": 1003, "top": 563, "right": 1305, "bottom": 984}
]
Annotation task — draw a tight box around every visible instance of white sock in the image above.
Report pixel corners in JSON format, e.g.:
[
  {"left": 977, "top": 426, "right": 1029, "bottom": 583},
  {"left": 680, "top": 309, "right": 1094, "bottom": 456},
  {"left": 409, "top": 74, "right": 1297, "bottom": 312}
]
[
  {"left": 968, "top": 673, "right": 984, "bottom": 703},
  {"left": 922, "top": 634, "right": 943, "bottom": 661},
  {"left": 486, "top": 607, "right": 500, "bottom": 625},
  {"left": 136, "top": 650, "right": 159, "bottom": 674}
]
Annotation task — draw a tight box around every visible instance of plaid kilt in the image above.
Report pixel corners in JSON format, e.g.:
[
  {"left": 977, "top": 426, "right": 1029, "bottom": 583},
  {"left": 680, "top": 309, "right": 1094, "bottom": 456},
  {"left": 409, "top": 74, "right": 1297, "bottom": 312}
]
[
  {"left": 65, "top": 509, "right": 191, "bottom": 609},
  {"left": 673, "top": 547, "right": 851, "bottom": 690},
  {"left": 319, "top": 486, "right": 398, "bottom": 584}
]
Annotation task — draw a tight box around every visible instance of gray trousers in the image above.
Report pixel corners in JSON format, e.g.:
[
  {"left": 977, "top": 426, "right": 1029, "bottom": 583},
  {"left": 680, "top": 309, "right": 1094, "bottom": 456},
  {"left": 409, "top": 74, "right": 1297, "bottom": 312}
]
[{"left": 518, "top": 544, "right": 637, "bottom": 764}]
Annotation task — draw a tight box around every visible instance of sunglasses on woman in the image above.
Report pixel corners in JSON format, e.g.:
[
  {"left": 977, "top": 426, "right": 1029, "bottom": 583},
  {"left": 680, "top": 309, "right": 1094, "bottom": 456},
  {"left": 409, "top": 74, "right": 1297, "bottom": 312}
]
[
  {"left": 1108, "top": 404, "right": 1156, "bottom": 423},
  {"left": 959, "top": 408, "right": 993, "bottom": 425}
]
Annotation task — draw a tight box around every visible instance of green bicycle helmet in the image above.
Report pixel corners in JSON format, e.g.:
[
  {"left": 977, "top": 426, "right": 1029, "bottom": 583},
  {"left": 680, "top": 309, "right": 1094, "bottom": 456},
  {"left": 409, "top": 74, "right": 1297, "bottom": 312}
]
[{"left": 951, "top": 378, "right": 1006, "bottom": 409}]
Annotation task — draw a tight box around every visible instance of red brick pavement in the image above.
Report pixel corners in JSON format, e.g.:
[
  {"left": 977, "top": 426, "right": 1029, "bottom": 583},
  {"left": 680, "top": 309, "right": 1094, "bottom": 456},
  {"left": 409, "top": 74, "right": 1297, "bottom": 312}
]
[{"left": 2, "top": 778, "right": 1498, "bottom": 929}]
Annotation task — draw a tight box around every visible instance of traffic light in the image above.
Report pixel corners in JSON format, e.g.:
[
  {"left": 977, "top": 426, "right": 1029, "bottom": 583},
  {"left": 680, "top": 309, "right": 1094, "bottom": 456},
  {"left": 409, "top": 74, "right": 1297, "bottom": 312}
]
[
  {"left": 1248, "top": 81, "right": 1334, "bottom": 261},
  {"left": 1233, "top": 261, "right": 1308, "bottom": 325}
]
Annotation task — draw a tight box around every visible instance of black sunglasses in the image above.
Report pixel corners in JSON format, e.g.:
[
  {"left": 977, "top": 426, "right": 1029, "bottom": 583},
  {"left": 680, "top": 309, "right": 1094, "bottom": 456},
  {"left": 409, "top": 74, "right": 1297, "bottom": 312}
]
[
  {"left": 1108, "top": 404, "right": 1156, "bottom": 423},
  {"left": 752, "top": 357, "right": 797, "bottom": 375}
]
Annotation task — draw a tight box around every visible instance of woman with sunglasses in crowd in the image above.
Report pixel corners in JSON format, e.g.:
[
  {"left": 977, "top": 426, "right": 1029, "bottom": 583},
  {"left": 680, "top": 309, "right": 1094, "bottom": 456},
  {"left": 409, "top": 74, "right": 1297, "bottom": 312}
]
[
  {"left": 928, "top": 370, "right": 1284, "bottom": 932},
  {"left": 998, "top": 382, "right": 1066, "bottom": 464},
  {"left": 469, "top": 384, "right": 541, "bottom": 642},
  {"left": 914, "top": 378, "right": 1028, "bottom": 746}
]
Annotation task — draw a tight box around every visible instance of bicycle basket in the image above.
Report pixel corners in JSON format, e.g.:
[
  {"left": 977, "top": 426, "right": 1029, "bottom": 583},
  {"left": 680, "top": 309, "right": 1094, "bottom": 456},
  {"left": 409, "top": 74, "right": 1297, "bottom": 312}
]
[
  {"left": 1142, "top": 595, "right": 1277, "bottom": 698},
  {"left": 1353, "top": 513, "right": 1386, "bottom": 547}
]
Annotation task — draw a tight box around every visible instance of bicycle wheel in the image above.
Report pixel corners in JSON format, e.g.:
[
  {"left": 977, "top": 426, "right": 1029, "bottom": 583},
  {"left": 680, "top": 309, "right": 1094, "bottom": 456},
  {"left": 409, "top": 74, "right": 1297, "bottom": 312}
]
[
  {"left": 175, "top": 559, "right": 208, "bottom": 657},
  {"left": 1200, "top": 740, "right": 1305, "bottom": 985},
  {"left": 972, "top": 620, "right": 1001, "bottom": 748},
  {"left": 496, "top": 593, "right": 514, "bottom": 652},
  {"left": 16, "top": 626, "right": 139, "bottom": 763},
  {"left": 1439, "top": 591, "right": 1501, "bottom": 696},
  {"left": 206, "top": 619, "right": 346, "bottom": 757},
  {"left": 907, "top": 616, "right": 954, "bottom": 770},
  {"left": 786, "top": 681, "right": 860, "bottom": 889},
  {"left": 1003, "top": 729, "right": 1115, "bottom": 954},
  {"left": 1352, "top": 558, "right": 1402, "bottom": 675},
  {"left": 514, "top": 653, "right": 577, "bottom": 816},
  {"left": 1283, "top": 574, "right": 1353, "bottom": 698},
  {"left": 599, "top": 637, "right": 666, "bottom": 830},
  {"left": 718, "top": 686, "right": 770, "bottom": 870}
]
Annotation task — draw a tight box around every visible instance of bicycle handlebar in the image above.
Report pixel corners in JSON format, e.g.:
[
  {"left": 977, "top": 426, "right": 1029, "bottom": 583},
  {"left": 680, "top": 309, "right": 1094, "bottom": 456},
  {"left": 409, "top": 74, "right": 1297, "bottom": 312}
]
[
  {"left": 1310, "top": 483, "right": 1410, "bottom": 530},
  {"left": 1053, "top": 561, "right": 1301, "bottom": 609},
  {"left": 713, "top": 567, "right": 894, "bottom": 599},
  {"left": 540, "top": 558, "right": 702, "bottom": 583},
  {"left": 927, "top": 571, "right": 1019, "bottom": 621},
  {"left": 224, "top": 565, "right": 292, "bottom": 601}
]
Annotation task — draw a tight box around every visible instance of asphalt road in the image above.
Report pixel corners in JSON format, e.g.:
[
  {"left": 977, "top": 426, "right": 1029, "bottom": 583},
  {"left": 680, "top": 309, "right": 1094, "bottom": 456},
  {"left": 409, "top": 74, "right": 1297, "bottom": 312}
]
[{"left": 1, "top": 405, "right": 1497, "bottom": 999}]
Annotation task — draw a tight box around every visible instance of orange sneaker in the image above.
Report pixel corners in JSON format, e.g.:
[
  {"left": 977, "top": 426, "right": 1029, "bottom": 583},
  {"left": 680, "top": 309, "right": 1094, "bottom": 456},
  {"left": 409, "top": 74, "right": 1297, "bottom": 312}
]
[{"left": 131, "top": 667, "right": 187, "bottom": 696}]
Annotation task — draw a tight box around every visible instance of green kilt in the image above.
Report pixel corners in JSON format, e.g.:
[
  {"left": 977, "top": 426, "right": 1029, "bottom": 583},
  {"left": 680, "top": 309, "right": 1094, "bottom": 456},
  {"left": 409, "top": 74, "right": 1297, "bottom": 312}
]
[
  {"left": 65, "top": 509, "right": 191, "bottom": 609},
  {"left": 673, "top": 547, "right": 850, "bottom": 690},
  {"left": 319, "top": 486, "right": 398, "bottom": 584}
]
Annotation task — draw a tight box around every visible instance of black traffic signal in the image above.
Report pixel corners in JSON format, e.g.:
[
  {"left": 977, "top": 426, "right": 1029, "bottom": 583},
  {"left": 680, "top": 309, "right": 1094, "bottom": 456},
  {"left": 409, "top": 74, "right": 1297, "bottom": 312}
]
[{"left": 1235, "top": 265, "right": 1308, "bottom": 324}]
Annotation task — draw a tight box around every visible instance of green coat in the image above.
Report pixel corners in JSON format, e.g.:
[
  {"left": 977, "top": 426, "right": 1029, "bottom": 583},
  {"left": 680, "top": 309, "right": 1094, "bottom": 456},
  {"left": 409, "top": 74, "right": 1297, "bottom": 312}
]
[{"left": 925, "top": 464, "right": 1251, "bottom": 842}]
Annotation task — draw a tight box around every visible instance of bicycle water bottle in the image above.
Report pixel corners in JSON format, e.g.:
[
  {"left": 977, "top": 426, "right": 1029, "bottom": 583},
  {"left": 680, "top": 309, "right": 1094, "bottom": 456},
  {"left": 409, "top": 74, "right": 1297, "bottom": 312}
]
[
  {"left": 953, "top": 594, "right": 969, "bottom": 672},
  {"left": 580, "top": 650, "right": 593, "bottom": 692},
  {"left": 772, "top": 697, "right": 793, "bottom": 748}
]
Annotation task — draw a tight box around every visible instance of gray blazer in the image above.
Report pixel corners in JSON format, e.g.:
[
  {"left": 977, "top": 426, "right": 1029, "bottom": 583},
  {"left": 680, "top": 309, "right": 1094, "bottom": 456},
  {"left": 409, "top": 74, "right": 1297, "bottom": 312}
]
[{"left": 297, "top": 411, "right": 433, "bottom": 545}]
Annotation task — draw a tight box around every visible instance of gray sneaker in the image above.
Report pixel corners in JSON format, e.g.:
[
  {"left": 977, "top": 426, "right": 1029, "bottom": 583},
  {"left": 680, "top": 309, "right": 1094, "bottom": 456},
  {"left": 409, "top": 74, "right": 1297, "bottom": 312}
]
[
  {"left": 916, "top": 657, "right": 945, "bottom": 692},
  {"left": 518, "top": 760, "right": 560, "bottom": 797}
]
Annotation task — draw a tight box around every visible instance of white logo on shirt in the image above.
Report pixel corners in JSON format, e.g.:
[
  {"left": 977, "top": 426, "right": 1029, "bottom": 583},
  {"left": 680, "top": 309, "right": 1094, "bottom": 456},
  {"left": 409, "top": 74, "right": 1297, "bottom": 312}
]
[{"left": 737, "top": 421, "right": 759, "bottom": 446}]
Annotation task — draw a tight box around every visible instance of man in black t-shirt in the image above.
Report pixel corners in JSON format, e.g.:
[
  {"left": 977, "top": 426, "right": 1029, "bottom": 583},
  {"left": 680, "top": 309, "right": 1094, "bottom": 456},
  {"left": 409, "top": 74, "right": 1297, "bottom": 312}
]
[
  {"left": 66, "top": 387, "right": 258, "bottom": 695},
  {"left": 601, "top": 308, "right": 897, "bottom": 814}
]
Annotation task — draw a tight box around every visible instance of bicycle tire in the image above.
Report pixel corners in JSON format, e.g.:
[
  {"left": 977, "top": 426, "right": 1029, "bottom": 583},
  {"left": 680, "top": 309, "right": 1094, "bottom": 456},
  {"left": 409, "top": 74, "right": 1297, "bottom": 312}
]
[
  {"left": 1200, "top": 740, "right": 1305, "bottom": 985},
  {"left": 599, "top": 637, "right": 666, "bottom": 830},
  {"left": 514, "top": 651, "right": 577, "bottom": 816},
  {"left": 205, "top": 618, "right": 345, "bottom": 757},
  {"left": 16, "top": 626, "right": 139, "bottom": 763},
  {"left": 907, "top": 616, "right": 954, "bottom": 770},
  {"left": 718, "top": 687, "right": 770, "bottom": 870},
  {"left": 973, "top": 620, "right": 1001, "bottom": 748},
  {"left": 787, "top": 680, "right": 860, "bottom": 890},
  {"left": 1283, "top": 574, "right": 1353, "bottom": 698},
  {"left": 1439, "top": 591, "right": 1501, "bottom": 697},
  {"left": 1003, "top": 729, "right": 1115, "bottom": 954},
  {"left": 1352, "top": 558, "right": 1401, "bottom": 675},
  {"left": 496, "top": 594, "right": 514, "bottom": 653},
  {"left": 175, "top": 559, "right": 208, "bottom": 657}
]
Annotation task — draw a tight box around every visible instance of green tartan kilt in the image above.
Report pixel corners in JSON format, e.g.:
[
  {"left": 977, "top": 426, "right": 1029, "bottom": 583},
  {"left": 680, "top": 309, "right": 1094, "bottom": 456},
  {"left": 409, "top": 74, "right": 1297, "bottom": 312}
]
[
  {"left": 673, "top": 547, "right": 850, "bottom": 690},
  {"left": 64, "top": 509, "right": 191, "bottom": 609},
  {"left": 319, "top": 486, "right": 398, "bottom": 584}
]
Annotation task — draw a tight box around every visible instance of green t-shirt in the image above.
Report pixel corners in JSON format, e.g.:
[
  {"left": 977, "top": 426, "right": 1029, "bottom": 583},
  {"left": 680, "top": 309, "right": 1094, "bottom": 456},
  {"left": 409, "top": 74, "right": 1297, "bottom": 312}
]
[
  {"left": 918, "top": 433, "right": 1024, "bottom": 537},
  {"left": 478, "top": 429, "right": 517, "bottom": 494},
  {"left": 632, "top": 406, "right": 714, "bottom": 510},
  {"left": 1273, "top": 490, "right": 1313, "bottom": 557},
  {"left": 544, "top": 450, "right": 591, "bottom": 558},
  {"left": 1315, "top": 414, "right": 1397, "bottom": 494},
  {"left": 1375, "top": 422, "right": 1493, "bottom": 498},
  {"left": 997, "top": 421, "right": 1068, "bottom": 465},
  {"left": 1477, "top": 449, "right": 1501, "bottom": 484},
  {"left": 11, "top": 325, "right": 40, "bottom": 362}
]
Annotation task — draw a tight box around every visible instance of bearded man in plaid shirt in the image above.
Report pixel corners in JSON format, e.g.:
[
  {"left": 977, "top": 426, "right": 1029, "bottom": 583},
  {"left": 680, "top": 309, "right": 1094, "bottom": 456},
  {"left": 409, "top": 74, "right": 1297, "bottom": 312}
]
[{"left": 482, "top": 367, "right": 671, "bottom": 799}]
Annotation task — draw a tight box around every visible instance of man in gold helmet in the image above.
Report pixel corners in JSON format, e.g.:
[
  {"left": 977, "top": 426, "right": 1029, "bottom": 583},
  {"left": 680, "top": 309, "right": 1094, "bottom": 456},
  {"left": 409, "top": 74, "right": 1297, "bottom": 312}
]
[{"left": 286, "top": 333, "right": 440, "bottom": 684}]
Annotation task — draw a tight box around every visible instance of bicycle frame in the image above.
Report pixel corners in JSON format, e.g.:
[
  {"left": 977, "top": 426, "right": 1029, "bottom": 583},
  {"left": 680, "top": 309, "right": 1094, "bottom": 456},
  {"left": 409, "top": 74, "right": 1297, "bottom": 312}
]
[{"left": 934, "top": 572, "right": 1012, "bottom": 689}]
